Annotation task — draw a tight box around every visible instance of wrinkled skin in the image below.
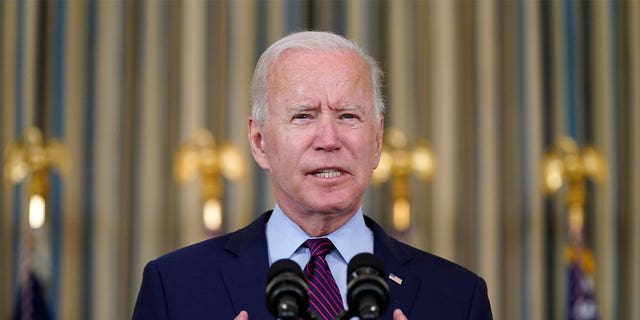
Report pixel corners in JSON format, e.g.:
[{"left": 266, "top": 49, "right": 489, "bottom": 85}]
[{"left": 249, "top": 48, "right": 384, "bottom": 237}]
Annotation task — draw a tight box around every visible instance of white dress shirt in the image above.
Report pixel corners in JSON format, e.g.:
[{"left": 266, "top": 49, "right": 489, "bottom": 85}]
[{"left": 266, "top": 203, "right": 374, "bottom": 308}]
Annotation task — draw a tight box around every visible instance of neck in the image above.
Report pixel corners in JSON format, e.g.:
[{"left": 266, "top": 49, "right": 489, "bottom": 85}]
[{"left": 284, "top": 208, "right": 357, "bottom": 237}]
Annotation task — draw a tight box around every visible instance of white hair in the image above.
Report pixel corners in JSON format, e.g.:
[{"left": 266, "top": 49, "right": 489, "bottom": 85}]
[{"left": 250, "top": 31, "right": 384, "bottom": 125}]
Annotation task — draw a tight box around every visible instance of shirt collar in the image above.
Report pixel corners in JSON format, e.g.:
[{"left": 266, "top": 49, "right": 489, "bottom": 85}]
[{"left": 266, "top": 204, "right": 373, "bottom": 265}]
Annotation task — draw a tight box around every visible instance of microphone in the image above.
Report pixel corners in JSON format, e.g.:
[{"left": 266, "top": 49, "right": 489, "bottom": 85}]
[
  {"left": 346, "top": 253, "right": 390, "bottom": 320},
  {"left": 266, "top": 259, "right": 309, "bottom": 320}
]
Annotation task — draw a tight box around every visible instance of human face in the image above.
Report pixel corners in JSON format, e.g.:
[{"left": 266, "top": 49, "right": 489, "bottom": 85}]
[{"left": 249, "top": 49, "right": 383, "bottom": 220}]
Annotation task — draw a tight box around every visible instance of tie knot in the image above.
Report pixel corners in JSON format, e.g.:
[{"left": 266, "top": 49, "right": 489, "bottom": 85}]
[{"left": 304, "top": 238, "right": 334, "bottom": 258}]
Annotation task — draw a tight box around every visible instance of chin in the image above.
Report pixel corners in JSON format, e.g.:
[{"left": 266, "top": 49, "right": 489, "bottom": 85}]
[{"left": 307, "top": 200, "right": 357, "bottom": 216}]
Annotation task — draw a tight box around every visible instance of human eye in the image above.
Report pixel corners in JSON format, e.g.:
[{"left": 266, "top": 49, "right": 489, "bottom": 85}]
[
  {"left": 290, "top": 111, "right": 316, "bottom": 124},
  {"left": 292, "top": 113, "right": 309, "bottom": 119},
  {"left": 338, "top": 109, "right": 364, "bottom": 122},
  {"left": 338, "top": 105, "right": 363, "bottom": 122},
  {"left": 340, "top": 113, "right": 360, "bottom": 120}
]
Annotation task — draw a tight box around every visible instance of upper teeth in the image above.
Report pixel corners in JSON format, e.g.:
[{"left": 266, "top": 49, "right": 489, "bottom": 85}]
[{"left": 314, "top": 169, "right": 341, "bottom": 178}]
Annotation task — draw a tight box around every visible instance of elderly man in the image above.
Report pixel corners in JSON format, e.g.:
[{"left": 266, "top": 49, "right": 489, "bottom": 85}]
[{"left": 133, "top": 31, "right": 492, "bottom": 320}]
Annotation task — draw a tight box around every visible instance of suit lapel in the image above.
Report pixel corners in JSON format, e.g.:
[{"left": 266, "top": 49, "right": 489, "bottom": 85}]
[
  {"left": 367, "top": 217, "right": 421, "bottom": 319},
  {"left": 220, "top": 212, "right": 274, "bottom": 319},
  {"left": 218, "top": 213, "right": 420, "bottom": 320}
]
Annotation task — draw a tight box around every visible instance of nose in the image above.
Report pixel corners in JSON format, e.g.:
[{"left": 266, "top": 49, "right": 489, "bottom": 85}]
[{"left": 313, "top": 115, "right": 340, "bottom": 151}]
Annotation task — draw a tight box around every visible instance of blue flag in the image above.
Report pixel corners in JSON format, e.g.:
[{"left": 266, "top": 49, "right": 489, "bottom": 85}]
[
  {"left": 567, "top": 246, "right": 599, "bottom": 320},
  {"left": 13, "top": 272, "right": 52, "bottom": 320}
]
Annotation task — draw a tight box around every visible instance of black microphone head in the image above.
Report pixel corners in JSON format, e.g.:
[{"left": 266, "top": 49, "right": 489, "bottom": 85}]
[
  {"left": 346, "top": 253, "right": 390, "bottom": 319},
  {"left": 267, "top": 258, "right": 305, "bottom": 282},
  {"left": 266, "top": 259, "right": 309, "bottom": 320},
  {"left": 347, "top": 253, "right": 385, "bottom": 281}
]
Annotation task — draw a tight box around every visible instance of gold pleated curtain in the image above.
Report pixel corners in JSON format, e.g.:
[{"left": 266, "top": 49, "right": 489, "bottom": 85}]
[{"left": 1, "top": 1, "right": 639, "bottom": 319}]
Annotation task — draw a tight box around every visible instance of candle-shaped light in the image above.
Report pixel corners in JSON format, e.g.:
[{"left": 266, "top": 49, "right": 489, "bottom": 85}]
[
  {"left": 373, "top": 128, "right": 435, "bottom": 232},
  {"left": 4, "top": 127, "right": 66, "bottom": 229},
  {"left": 174, "top": 130, "right": 245, "bottom": 233}
]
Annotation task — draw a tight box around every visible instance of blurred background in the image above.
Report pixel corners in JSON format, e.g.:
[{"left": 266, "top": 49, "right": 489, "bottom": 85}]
[{"left": 1, "top": 0, "right": 639, "bottom": 319}]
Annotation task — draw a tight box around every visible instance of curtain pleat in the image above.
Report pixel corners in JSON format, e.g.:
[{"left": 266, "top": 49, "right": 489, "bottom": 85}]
[
  {"left": 626, "top": 3, "right": 640, "bottom": 319},
  {"left": 475, "top": 2, "right": 500, "bottom": 318},
  {"left": 591, "top": 2, "right": 617, "bottom": 319},
  {"left": 430, "top": 0, "right": 457, "bottom": 262}
]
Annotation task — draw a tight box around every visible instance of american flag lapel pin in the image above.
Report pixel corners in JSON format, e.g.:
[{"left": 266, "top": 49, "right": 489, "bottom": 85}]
[{"left": 388, "top": 273, "right": 403, "bottom": 285}]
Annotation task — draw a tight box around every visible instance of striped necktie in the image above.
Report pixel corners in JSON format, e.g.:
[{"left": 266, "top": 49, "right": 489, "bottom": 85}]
[{"left": 303, "top": 238, "right": 344, "bottom": 320}]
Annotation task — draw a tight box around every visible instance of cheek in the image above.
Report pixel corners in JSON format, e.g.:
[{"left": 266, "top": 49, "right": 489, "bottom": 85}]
[
  {"left": 266, "top": 134, "right": 297, "bottom": 165},
  {"left": 357, "top": 129, "right": 380, "bottom": 152}
]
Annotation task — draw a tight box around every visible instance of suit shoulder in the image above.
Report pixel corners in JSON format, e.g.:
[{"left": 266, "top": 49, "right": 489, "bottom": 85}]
[
  {"left": 368, "top": 215, "right": 482, "bottom": 283},
  {"left": 388, "top": 241, "right": 493, "bottom": 319},
  {"left": 396, "top": 240, "right": 481, "bottom": 283},
  {"left": 150, "top": 212, "right": 269, "bottom": 269},
  {"left": 152, "top": 233, "right": 233, "bottom": 268}
]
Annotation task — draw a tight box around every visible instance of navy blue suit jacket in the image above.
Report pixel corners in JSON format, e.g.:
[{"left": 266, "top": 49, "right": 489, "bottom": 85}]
[{"left": 133, "top": 211, "right": 492, "bottom": 319}]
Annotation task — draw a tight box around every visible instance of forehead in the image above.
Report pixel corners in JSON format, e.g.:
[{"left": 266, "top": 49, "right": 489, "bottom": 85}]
[
  {"left": 267, "top": 49, "right": 372, "bottom": 101},
  {"left": 269, "top": 48, "right": 370, "bottom": 82}
]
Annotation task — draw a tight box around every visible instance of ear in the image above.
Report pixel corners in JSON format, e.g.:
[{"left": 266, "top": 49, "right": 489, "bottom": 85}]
[
  {"left": 373, "top": 116, "right": 384, "bottom": 168},
  {"left": 248, "top": 117, "right": 270, "bottom": 170}
]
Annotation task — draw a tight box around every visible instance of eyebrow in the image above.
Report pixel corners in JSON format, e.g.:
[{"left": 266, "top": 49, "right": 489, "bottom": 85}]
[
  {"left": 287, "top": 103, "right": 363, "bottom": 114},
  {"left": 289, "top": 104, "right": 317, "bottom": 113},
  {"left": 336, "top": 104, "right": 361, "bottom": 112}
]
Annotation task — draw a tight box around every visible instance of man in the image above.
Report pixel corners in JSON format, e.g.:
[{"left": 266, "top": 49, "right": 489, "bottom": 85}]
[{"left": 133, "top": 31, "right": 492, "bottom": 320}]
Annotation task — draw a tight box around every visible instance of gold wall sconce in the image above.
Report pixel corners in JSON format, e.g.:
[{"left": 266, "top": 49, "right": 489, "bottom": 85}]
[
  {"left": 174, "top": 130, "right": 245, "bottom": 232},
  {"left": 542, "top": 135, "right": 607, "bottom": 243},
  {"left": 373, "top": 127, "right": 435, "bottom": 232},
  {"left": 4, "top": 127, "right": 66, "bottom": 230},
  {"left": 542, "top": 135, "right": 607, "bottom": 285}
]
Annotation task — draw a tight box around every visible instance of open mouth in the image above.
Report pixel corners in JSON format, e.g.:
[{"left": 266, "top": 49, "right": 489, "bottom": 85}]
[{"left": 312, "top": 168, "right": 344, "bottom": 178}]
